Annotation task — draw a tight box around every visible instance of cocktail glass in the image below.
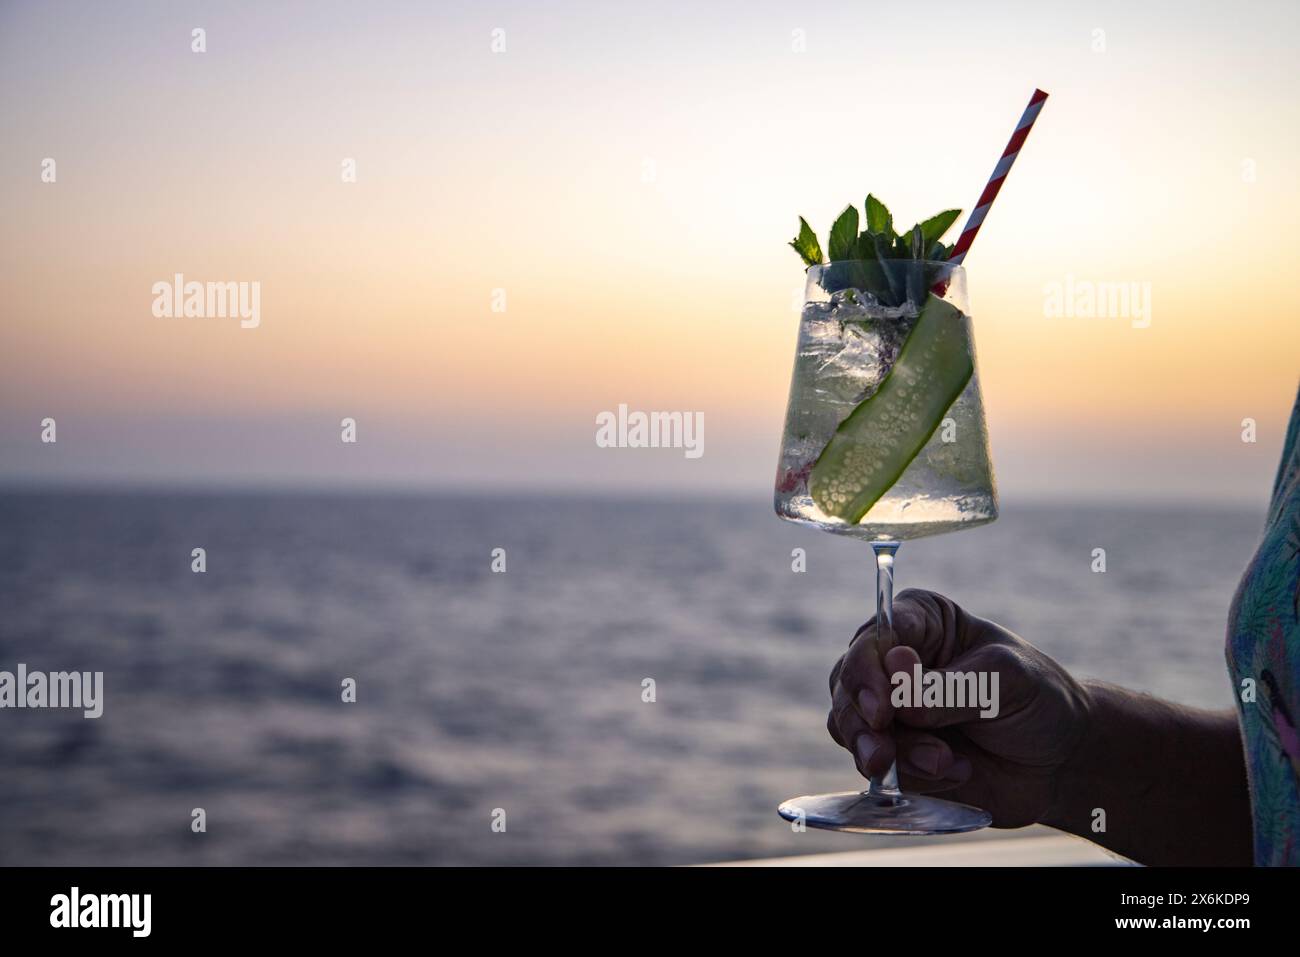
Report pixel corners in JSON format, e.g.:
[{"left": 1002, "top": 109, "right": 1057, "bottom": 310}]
[{"left": 774, "top": 258, "right": 996, "bottom": 833}]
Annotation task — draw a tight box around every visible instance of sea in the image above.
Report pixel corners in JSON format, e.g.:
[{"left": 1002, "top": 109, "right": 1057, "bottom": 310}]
[{"left": 0, "top": 490, "right": 1266, "bottom": 865}]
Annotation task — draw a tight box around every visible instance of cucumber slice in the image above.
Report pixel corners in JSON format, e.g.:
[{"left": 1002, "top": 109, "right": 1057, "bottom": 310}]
[{"left": 809, "top": 295, "right": 973, "bottom": 523}]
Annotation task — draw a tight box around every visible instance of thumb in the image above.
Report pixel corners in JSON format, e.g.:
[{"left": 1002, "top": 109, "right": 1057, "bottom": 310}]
[{"left": 863, "top": 600, "right": 927, "bottom": 660}]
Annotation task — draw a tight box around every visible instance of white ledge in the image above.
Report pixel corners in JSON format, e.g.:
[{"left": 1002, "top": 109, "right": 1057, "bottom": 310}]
[{"left": 708, "top": 834, "right": 1136, "bottom": 867}]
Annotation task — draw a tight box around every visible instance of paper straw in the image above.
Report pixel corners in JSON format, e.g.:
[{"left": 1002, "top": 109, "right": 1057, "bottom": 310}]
[{"left": 948, "top": 89, "right": 1048, "bottom": 265}]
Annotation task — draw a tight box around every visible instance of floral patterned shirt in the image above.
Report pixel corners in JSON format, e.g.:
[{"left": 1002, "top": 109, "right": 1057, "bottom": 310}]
[{"left": 1226, "top": 383, "right": 1300, "bottom": 866}]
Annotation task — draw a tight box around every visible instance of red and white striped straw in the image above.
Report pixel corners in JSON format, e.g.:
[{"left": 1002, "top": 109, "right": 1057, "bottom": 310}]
[{"left": 948, "top": 88, "right": 1048, "bottom": 265}]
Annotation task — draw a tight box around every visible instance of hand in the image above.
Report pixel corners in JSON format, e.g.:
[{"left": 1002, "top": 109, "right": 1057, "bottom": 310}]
[{"left": 826, "top": 588, "right": 1093, "bottom": 827}]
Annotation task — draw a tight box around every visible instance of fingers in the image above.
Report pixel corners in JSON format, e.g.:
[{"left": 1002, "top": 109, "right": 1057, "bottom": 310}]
[
  {"left": 885, "top": 641, "right": 1014, "bottom": 730},
  {"left": 828, "top": 673, "right": 896, "bottom": 777},
  {"left": 882, "top": 643, "right": 921, "bottom": 676},
  {"left": 826, "top": 709, "right": 843, "bottom": 747},
  {"left": 835, "top": 622, "right": 901, "bottom": 731},
  {"left": 893, "top": 729, "right": 973, "bottom": 792},
  {"left": 827, "top": 589, "right": 1000, "bottom": 783},
  {"left": 850, "top": 727, "right": 896, "bottom": 779},
  {"left": 827, "top": 654, "right": 844, "bottom": 697},
  {"left": 877, "top": 588, "right": 977, "bottom": 666},
  {"left": 836, "top": 589, "right": 952, "bottom": 714},
  {"left": 828, "top": 678, "right": 869, "bottom": 747},
  {"left": 886, "top": 593, "right": 929, "bottom": 652}
]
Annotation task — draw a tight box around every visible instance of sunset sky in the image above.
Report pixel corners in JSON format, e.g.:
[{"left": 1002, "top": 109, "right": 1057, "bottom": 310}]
[{"left": 2, "top": 0, "right": 1296, "bottom": 503}]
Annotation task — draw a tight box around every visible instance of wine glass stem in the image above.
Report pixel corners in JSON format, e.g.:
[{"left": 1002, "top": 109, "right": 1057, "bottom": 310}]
[{"left": 871, "top": 541, "right": 902, "bottom": 797}]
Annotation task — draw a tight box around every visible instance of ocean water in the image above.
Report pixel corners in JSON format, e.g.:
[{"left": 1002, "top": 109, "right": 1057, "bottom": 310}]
[{"left": 0, "top": 490, "right": 1266, "bottom": 865}]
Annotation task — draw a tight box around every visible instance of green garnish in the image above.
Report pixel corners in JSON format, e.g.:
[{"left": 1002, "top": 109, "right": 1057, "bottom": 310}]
[
  {"left": 788, "top": 195, "right": 960, "bottom": 269},
  {"left": 809, "top": 296, "right": 973, "bottom": 522},
  {"left": 788, "top": 217, "right": 823, "bottom": 267},
  {"left": 864, "top": 194, "right": 893, "bottom": 235},
  {"left": 788, "top": 195, "right": 962, "bottom": 306},
  {"left": 917, "top": 208, "right": 961, "bottom": 248},
  {"left": 827, "top": 205, "right": 859, "bottom": 262}
]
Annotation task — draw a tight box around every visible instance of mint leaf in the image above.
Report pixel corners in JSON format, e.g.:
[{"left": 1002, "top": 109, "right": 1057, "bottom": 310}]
[
  {"left": 865, "top": 195, "right": 893, "bottom": 237},
  {"left": 918, "top": 209, "right": 961, "bottom": 247},
  {"left": 788, "top": 216, "right": 823, "bottom": 266},
  {"left": 854, "top": 231, "right": 879, "bottom": 260},
  {"left": 862, "top": 231, "right": 897, "bottom": 263},
  {"left": 827, "top": 205, "right": 859, "bottom": 261},
  {"left": 788, "top": 195, "right": 959, "bottom": 283}
]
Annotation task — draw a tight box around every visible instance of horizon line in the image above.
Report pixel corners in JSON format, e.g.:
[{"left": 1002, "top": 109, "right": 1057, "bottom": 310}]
[{"left": 0, "top": 476, "right": 1270, "bottom": 514}]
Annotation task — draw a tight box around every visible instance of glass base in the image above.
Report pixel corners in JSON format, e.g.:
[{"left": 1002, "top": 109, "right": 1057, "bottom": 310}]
[{"left": 778, "top": 785, "right": 992, "bottom": 835}]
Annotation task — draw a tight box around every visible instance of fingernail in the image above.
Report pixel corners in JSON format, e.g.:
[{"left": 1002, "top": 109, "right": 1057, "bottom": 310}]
[
  {"left": 857, "top": 689, "right": 879, "bottom": 725},
  {"left": 854, "top": 735, "right": 876, "bottom": 770},
  {"left": 908, "top": 743, "right": 943, "bottom": 776}
]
